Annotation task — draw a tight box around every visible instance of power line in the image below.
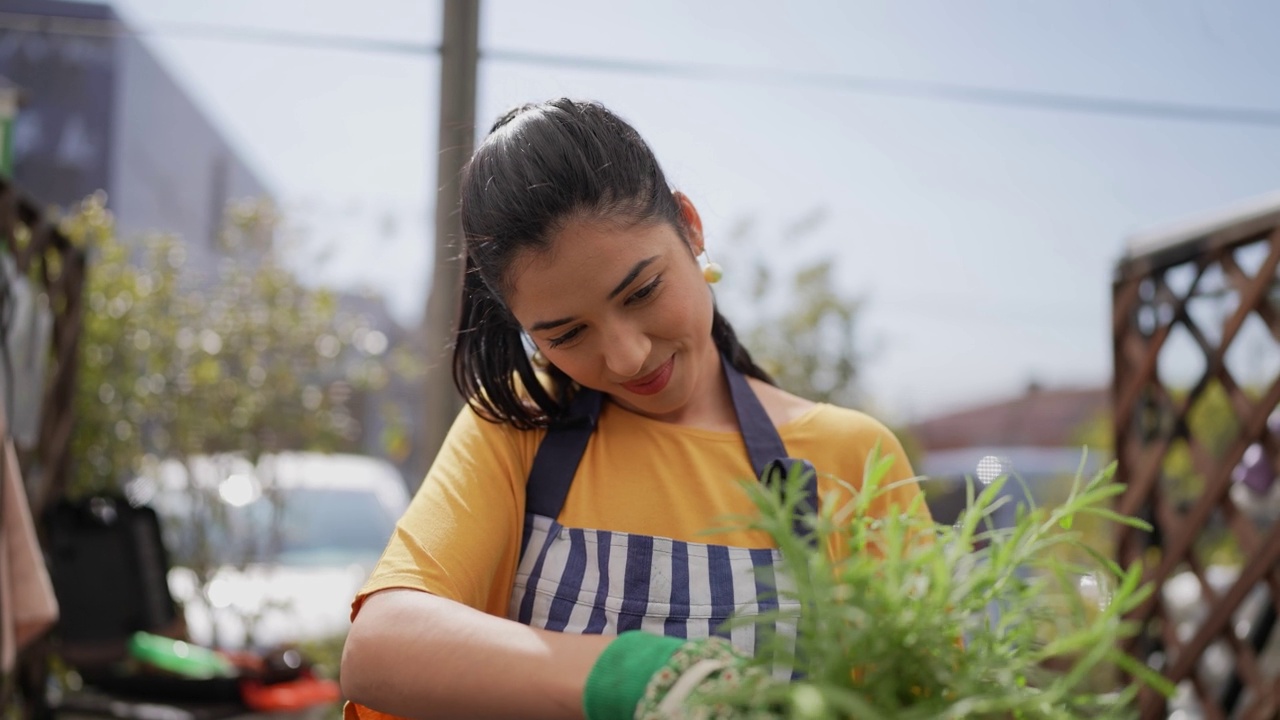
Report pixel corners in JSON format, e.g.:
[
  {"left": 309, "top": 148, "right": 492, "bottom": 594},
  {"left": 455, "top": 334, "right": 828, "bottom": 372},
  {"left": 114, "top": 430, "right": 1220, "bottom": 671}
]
[
  {"left": 485, "top": 49, "right": 1280, "bottom": 129},
  {"left": 4, "top": 11, "right": 1280, "bottom": 129},
  {"left": 153, "top": 21, "right": 438, "bottom": 56},
  {"left": 0, "top": 11, "right": 438, "bottom": 55}
]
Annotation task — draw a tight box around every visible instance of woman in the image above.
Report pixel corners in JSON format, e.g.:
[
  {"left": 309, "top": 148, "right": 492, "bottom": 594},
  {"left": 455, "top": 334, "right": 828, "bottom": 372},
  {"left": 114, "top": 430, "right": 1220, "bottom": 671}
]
[{"left": 340, "top": 99, "right": 926, "bottom": 720}]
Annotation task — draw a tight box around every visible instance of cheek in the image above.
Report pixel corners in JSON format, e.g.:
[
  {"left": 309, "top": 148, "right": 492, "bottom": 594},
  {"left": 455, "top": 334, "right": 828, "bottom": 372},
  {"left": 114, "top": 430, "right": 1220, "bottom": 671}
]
[
  {"left": 543, "top": 353, "right": 598, "bottom": 390},
  {"left": 663, "top": 280, "right": 715, "bottom": 337}
]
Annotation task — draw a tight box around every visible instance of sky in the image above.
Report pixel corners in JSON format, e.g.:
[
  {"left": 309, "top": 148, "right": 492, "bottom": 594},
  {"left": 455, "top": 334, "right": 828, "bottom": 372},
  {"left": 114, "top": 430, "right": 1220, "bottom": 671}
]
[{"left": 85, "top": 0, "right": 1280, "bottom": 422}]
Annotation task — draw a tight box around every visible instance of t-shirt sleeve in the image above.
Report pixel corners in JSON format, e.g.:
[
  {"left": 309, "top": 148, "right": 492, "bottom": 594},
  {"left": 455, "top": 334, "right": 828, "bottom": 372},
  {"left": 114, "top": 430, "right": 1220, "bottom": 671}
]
[
  {"left": 863, "top": 421, "right": 935, "bottom": 559},
  {"left": 814, "top": 410, "right": 932, "bottom": 561},
  {"left": 351, "top": 406, "right": 536, "bottom": 619},
  {"left": 865, "top": 421, "right": 929, "bottom": 521}
]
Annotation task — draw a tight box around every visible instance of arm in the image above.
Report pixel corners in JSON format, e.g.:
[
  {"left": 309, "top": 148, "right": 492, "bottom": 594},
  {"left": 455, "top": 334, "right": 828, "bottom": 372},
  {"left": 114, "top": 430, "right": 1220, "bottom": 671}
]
[
  {"left": 341, "top": 588, "right": 613, "bottom": 720},
  {"left": 341, "top": 408, "right": 608, "bottom": 719}
]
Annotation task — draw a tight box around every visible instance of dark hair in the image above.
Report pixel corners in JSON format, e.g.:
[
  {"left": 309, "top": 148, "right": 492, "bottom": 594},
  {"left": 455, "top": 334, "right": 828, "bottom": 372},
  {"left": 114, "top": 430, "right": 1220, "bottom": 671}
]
[{"left": 453, "top": 98, "right": 772, "bottom": 428}]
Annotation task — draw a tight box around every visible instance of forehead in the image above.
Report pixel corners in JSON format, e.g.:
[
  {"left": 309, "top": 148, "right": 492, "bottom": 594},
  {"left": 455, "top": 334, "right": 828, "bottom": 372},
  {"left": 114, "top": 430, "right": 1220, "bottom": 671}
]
[{"left": 506, "top": 217, "right": 683, "bottom": 322}]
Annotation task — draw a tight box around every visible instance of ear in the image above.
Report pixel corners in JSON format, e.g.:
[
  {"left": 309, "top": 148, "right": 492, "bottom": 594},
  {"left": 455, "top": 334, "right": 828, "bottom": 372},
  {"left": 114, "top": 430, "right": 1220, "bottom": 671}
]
[{"left": 673, "top": 191, "right": 705, "bottom": 255}]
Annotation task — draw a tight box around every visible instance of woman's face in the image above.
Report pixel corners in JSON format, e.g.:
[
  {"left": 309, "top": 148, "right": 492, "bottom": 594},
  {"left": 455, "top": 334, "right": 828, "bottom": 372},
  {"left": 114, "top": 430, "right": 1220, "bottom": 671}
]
[{"left": 505, "top": 203, "right": 719, "bottom": 423}]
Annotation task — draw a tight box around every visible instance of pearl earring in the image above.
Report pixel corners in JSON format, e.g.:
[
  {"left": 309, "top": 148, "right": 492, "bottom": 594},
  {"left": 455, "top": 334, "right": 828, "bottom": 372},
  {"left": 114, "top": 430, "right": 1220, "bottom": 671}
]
[
  {"left": 701, "top": 250, "right": 723, "bottom": 284},
  {"left": 531, "top": 349, "right": 549, "bottom": 369}
]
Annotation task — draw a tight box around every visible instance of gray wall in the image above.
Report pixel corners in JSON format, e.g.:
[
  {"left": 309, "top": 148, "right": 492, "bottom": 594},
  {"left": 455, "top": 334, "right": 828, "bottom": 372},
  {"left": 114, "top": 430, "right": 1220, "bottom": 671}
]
[
  {"left": 0, "top": 0, "right": 271, "bottom": 272},
  {"left": 0, "top": 0, "right": 115, "bottom": 208},
  {"left": 109, "top": 22, "right": 269, "bottom": 270}
]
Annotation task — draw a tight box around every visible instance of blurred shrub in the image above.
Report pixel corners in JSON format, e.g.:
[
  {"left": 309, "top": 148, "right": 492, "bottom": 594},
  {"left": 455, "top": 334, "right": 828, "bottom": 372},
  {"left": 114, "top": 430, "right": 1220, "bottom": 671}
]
[{"left": 61, "top": 193, "right": 394, "bottom": 497}]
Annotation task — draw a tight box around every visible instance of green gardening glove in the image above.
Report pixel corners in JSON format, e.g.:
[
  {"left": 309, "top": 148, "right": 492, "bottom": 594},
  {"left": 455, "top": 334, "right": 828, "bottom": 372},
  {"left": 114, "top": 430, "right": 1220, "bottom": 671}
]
[{"left": 584, "top": 632, "right": 779, "bottom": 720}]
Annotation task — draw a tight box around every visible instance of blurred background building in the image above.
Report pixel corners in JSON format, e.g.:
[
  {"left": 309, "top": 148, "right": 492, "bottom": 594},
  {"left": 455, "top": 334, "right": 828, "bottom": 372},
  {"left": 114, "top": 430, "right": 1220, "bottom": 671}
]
[
  {"left": 0, "top": 0, "right": 267, "bottom": 266},
  {"left": 0, "top": 0, "right": 420, "bottom": 476}
]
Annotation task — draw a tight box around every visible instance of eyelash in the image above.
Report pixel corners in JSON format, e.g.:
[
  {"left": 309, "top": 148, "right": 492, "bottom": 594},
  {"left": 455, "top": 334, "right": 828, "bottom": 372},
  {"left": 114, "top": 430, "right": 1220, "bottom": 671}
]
[
  {"left": 546, "top": 276, "right": 663, "bottom": 348},
  {"left": 547, "top": 328, "right": 580, "bottom": 349},
  {"left": 626, "top": 276, "right": 663, "bottom": 304}
]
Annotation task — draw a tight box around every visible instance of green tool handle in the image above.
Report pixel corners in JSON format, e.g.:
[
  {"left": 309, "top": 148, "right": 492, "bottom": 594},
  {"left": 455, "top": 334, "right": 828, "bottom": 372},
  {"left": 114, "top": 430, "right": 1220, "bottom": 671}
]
[{"left": 127, "top": 631, "right": 236, "bottom": 679}]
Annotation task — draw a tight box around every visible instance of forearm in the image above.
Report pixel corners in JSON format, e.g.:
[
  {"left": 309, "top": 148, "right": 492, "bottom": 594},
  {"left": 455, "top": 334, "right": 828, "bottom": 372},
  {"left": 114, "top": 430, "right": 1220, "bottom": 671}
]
[{"left": 341, "top": 588, "right": 612, "bottom": 720}]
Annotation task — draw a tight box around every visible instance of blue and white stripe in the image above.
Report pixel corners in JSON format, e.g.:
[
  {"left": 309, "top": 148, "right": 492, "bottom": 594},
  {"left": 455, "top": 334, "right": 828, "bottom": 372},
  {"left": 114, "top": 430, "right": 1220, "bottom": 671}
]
[{"left": 510, "top": 514, "right": 800, "bottom": 657}]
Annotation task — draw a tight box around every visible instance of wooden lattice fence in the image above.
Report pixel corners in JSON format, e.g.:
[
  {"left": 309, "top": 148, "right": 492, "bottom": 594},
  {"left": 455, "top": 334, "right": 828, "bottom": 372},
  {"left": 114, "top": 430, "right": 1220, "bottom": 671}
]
[{"left": 1113, "top": 195, "right": 1280, "bottom": 720}]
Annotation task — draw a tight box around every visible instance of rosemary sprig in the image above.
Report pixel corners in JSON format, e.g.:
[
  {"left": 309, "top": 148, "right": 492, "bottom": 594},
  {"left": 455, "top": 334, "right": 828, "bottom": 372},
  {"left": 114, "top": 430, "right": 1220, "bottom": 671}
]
[{"left": 704, "top": 446, "right": 1174, "bottom": 719}]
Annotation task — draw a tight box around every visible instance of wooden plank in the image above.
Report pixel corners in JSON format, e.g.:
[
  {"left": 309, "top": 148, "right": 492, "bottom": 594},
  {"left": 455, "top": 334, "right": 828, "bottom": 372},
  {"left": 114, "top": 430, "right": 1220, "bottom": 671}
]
[{"left": 1240, "top": 676, "right": 1279, "bottom": 720}]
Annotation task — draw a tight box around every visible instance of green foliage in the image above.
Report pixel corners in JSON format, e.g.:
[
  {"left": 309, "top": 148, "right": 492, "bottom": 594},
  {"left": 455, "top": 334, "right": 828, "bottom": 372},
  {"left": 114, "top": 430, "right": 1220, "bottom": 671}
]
[
  {"left": 1071, "top": 380, "right": 1247, "bottom": 565},
  {"left": 720, "top": 210, "right": 862, "bottom": 409},
  {"left": 701, "top": 451, "right": 1173, "bottom": 719},
  {"left": 742, "top": 260, "right": 860, "bottom": 408},
  {"left": 58, "top": 194, "right": 403, "bottom": 648},
  {"left": 62, "top": 194, "right": 389, "bottom": 497}
]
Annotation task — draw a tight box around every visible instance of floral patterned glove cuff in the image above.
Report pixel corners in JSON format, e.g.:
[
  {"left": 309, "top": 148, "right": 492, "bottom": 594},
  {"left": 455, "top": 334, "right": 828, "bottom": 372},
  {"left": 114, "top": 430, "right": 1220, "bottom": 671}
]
[{"left": 635, "top": 636, "right": 773, "bottom": 720}]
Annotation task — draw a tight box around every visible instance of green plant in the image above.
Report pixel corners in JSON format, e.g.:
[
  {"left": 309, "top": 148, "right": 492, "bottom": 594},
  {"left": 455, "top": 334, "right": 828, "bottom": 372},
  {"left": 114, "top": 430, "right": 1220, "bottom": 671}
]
[
  {"left": 59, "top": 193, "right": 405, "bottom": 648},
  {"left": 62, "top": 194, "right": 378, "bottom": 497},
  {"left": 702, "top": 449, "right": 1174, "bottom": 719}
]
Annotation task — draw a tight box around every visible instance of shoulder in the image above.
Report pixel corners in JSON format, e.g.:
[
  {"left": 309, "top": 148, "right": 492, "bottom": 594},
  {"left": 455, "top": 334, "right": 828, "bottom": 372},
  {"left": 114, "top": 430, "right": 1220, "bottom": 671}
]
[
  {"left": 779, "top": 402, "right": 915, "bottom": 477},
  {"left": 746, "top": 378, "right": 816, "bottom": 427},
  {"left": 744, "top": 378, "right": 906, "bottom": 452},
  {"left": 437, "top": 403, "right": 546, "bottom": 472},
  {"left": 747, "top": 378, "right": 898, "bottom": 444},
  {"left": 801, "top": 403, "right": 899, "bottom": 438}
]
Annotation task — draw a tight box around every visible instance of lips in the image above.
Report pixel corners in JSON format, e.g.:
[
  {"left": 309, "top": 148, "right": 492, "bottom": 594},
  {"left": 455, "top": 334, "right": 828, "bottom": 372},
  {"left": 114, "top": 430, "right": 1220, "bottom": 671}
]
[{"left": 621, "top": 356, "right": 675, "bottom": 396}]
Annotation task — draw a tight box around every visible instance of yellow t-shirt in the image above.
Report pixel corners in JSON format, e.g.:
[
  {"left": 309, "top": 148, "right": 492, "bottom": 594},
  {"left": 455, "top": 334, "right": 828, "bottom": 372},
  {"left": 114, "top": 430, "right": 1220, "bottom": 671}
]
[{"left": 353, "top": 399, "right": 924, "bottom": 620}]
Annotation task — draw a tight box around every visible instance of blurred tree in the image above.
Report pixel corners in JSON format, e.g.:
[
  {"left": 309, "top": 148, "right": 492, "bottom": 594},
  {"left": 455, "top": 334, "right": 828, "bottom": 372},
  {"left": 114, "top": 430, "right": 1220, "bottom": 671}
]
[
  {"left": 720, "top": 210, "right": 930, "bottom": 471},
  {"left": 720, "top": 209, "right": 863, "bottom": 409},
  {"left": 61, "top": 193, "right": 388, "bottom": 494},
  {"left": 60, "top": 193, "right": 394, "bottom": 646},
  {"left": 743, "top": 260, "right": 861, "bottom": 408}
]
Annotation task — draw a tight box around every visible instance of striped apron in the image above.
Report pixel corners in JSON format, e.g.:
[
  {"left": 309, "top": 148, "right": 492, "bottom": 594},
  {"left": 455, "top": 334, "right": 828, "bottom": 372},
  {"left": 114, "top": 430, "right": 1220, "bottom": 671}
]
[{"left": 508, "top": 355, "right": 817, "bottom": 660}]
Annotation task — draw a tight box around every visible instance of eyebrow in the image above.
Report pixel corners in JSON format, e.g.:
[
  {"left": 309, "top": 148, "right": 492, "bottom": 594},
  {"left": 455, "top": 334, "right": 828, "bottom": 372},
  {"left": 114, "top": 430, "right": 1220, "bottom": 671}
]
[
  {"left": 530, "top": 315, "right": 575, "bottom": 332},
  {"left": 608, "top": 256, "right": 659, "bottom": 300},
  {"left": 528, "top": 255, "right": 660, "bottom": 333}
]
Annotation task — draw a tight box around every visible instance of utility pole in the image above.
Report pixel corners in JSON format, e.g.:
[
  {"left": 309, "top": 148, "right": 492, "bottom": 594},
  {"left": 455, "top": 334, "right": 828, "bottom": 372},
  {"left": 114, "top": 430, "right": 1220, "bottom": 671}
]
[{"left": 418, "top": 0, "right": 479, "bottom": 487}]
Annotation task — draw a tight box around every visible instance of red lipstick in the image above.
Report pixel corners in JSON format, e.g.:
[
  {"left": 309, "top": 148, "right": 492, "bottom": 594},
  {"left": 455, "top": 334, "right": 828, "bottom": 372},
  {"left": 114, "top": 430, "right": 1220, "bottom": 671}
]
[{"left": 621, "top": 356, "right": 674, "bottom": 396}]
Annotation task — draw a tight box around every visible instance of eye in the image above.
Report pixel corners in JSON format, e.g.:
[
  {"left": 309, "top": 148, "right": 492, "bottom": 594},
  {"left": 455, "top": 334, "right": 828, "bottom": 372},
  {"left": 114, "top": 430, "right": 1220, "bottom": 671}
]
[
  {"left": 547, "top": 326, "right": 583, "bottom": 348},
  {"left": 626, "top": 276, "right": 663, "bottom": 305}
]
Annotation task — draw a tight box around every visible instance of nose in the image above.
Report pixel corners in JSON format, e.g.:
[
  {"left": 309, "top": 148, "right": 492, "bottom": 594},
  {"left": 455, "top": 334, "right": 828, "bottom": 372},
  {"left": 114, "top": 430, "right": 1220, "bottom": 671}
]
[{"left": 601, "top": 322, "right": 651, "bottom": 379}]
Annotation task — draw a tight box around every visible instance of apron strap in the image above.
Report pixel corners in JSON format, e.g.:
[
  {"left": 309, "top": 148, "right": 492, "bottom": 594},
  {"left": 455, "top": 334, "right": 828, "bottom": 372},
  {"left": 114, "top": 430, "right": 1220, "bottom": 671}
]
[
  {"left": 761, "top": 458, "right": 820, "bottom": 546},
  {"left": 525, "top": 388, "right": 602, "bottom": 519},
  {"left": 721, "top": 354, "right": 786, "bottom": 479},
  {"left": 724, "top": 355, "right": 819, "bottom": 544}
]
